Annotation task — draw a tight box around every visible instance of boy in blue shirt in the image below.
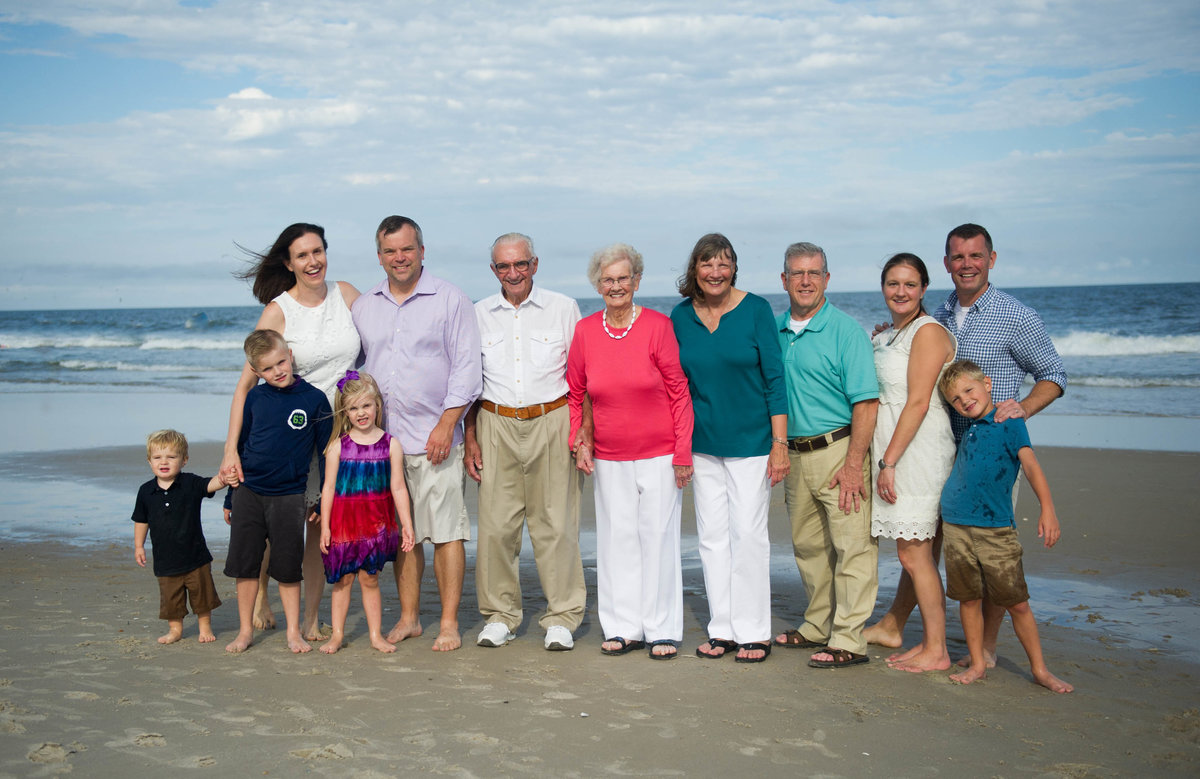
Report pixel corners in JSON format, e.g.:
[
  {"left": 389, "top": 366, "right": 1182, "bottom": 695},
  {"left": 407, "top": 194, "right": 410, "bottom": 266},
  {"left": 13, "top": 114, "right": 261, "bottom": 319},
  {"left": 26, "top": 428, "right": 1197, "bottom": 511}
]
[
  {"left": 223, "top": 329, "right": 332, "bottom": 654},
  {"left": 938, "top": 360, "right": 1072, "bottom": 693}
]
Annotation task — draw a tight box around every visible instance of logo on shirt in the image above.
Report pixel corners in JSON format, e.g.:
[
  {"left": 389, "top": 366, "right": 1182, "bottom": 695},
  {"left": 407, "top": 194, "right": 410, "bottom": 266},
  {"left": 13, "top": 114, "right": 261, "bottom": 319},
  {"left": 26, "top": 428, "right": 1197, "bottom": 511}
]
[{"left": 288, "top": 409, "right": 309, "bottom": 430}]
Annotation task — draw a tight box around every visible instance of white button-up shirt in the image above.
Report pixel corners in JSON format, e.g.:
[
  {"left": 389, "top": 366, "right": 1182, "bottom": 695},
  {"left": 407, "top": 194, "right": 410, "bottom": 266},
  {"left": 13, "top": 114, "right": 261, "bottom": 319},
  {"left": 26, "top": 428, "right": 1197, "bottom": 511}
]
[{"left": 475, "top": 285, "right": 580, "bottom": 407}]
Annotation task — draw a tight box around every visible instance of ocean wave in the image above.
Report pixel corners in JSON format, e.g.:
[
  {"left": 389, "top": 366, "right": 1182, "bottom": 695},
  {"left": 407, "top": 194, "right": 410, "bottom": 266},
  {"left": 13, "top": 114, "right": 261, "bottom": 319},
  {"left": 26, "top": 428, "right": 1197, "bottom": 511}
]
[
  {"left": 1054, "top": 331, "right": 1200, "bottom": 356},
  {"left": 139, "top": 337, "right": 243, "bottom": 351},
  {"left": 1069, "top": 375, "right": 1200, "bottom": 389},
  {"left": 0, "top": 333, "right": 140, "bottom": 349},
  {"left": 58, "top": 359, "right": 220, "bottom": 373}
]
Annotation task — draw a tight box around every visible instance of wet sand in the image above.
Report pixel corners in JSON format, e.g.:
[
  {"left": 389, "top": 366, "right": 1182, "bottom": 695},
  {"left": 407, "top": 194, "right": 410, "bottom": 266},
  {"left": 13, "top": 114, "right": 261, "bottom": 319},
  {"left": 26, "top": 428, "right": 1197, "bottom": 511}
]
[{"left": 0, "top": 444, "right": 1198, "bottom": 776}]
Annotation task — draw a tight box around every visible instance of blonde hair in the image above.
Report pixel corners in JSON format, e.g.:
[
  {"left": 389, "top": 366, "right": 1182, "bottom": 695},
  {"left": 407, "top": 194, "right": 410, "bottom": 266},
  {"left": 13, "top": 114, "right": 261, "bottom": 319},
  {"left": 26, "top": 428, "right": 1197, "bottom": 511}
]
[
  {"left": 243, "top": 328, "right": 288, "bottom": 367},
  {"left": 938, "top": 359, "right": 989, "bottom": 399},
  {"left": 146, "top": 429, "right": 188, "bottom": 460},
  {"left": 326, "top": 371, "right": 385, "bottom": 452}
]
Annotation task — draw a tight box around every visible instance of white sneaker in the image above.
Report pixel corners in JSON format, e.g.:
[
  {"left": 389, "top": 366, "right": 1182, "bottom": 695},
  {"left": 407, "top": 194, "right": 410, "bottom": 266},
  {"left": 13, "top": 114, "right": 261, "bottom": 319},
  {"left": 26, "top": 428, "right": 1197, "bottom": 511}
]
[
  {"left": 477, "top": 622, "right": 515, "bottom": 647},
  {"left": 544, "top": 625, "right": 574, "bottom": 651}
]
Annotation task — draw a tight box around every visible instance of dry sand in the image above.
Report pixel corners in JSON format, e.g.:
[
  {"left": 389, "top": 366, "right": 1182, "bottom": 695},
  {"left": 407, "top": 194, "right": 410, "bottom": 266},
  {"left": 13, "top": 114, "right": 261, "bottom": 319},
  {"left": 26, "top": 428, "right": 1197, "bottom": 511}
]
[{"left": 0, "top": 444, "right": 1198, "bottom": 776}]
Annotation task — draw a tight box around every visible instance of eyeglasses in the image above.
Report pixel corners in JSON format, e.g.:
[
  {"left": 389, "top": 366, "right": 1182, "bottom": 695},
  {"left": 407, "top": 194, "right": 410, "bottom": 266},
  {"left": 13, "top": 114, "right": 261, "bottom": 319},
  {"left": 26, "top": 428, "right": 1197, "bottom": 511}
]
[
  {"left": 600, "top": 275, "right": 635, "bottom": 289},
  {"left": 493, "top": 259, "right": 534, "bottom": 273}
]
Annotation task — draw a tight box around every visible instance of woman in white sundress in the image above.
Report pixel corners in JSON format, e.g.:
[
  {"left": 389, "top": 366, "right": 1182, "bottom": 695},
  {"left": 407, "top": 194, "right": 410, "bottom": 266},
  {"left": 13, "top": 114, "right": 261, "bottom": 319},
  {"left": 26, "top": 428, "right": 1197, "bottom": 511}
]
[
  {"left": 870, "top": 252, "right": 956, "bottom": 673},
  {"left": 221, "top": 222, "right": 361, "bottom": 642}
]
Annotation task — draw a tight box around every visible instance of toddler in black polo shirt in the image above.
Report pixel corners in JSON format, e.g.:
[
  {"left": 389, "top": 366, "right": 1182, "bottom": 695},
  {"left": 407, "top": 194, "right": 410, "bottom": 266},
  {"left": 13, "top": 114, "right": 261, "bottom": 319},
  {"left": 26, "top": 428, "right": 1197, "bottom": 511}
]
[{"left": 132, "top": 429, "right": 229, "bottom": 644}]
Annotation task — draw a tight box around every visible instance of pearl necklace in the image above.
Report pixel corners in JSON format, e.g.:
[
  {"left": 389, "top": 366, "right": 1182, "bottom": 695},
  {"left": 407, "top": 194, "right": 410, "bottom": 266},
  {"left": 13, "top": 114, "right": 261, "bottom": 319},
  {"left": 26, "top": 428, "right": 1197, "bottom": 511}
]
[{"left": 602, "top": 304, "right": 639, "bottom": 340}]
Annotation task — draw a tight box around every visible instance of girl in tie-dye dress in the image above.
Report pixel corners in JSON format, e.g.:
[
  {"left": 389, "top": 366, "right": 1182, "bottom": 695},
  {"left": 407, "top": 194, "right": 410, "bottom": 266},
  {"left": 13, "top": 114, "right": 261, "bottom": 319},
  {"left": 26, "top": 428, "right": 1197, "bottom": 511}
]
[{"left": 318, "top": 371, "right": 415, "bottom": 654}]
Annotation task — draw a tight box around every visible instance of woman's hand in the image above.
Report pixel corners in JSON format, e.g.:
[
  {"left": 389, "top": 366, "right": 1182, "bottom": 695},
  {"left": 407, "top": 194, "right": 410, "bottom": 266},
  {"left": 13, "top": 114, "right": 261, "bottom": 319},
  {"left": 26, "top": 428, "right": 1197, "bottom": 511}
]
[
  {"left": 674, "top": 464, "right": 693, "bottom": 489},
  {"left": 876, "top": 467, "right": 898, "bottom": 504},
  {"left": 574, "top": 442, "right": 594, "bottom": 475},
  {"left": 220, "top": 452, "right": 244, "bottom": 486},
  {"left": 767, "top": 442, "right": 790, "bottom": 486}
]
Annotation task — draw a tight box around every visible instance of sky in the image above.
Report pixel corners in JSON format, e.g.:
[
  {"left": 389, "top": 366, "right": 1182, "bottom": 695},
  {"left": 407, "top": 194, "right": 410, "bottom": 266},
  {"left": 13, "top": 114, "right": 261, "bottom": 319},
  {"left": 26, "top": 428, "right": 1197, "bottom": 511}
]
[{"left": 1, "top": 0, "right": 1198, "bottom": 310}]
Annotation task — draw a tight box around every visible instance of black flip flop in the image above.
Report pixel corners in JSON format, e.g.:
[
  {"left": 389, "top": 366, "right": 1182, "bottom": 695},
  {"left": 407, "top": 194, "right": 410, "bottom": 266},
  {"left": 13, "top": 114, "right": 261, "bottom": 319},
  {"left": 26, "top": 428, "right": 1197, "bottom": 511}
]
[
  {"left": 734, "top": 642, "right": 772, "bottom": 664},
  {"left": 696, "top": 638, "right": 738, "bottom": 659},
  {"left": 600, "top": 636, "right": 646, "bottom": 656},
  {"left": 648, "top": 639, "right": 678, "bottom": 660}
]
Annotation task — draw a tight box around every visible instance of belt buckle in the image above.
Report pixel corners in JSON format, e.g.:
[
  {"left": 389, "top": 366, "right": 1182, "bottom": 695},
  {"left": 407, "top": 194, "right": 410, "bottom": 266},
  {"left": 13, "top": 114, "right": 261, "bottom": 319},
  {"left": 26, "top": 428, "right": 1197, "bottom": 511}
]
[{"left": 514, "top": 405, "right": 531, "bottom": 421}]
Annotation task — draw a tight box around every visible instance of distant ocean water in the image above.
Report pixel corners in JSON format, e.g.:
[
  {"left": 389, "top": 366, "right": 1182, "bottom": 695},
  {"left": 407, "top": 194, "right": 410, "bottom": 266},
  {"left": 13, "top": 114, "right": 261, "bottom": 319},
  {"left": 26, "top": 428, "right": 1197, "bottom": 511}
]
[{"left": 2, "top": 281, "right": 1197, "bottom": 426}]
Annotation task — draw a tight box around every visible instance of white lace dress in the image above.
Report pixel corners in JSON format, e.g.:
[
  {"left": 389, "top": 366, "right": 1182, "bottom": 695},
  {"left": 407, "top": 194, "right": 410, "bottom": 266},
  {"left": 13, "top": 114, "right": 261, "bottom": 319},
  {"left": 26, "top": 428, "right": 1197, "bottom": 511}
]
[
  {"left": 272, "top": 281, "right": 361, "bottom": 503},
  {"left": 870, "top": 316, "right": 956, "bottom": 540}
]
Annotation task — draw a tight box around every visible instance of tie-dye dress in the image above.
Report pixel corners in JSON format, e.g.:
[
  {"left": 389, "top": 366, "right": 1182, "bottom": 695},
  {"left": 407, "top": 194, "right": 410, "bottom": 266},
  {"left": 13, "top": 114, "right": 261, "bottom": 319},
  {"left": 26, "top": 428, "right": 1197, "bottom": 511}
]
[{"left": 322, "top": 432, "right": 400, "bottom": 583}]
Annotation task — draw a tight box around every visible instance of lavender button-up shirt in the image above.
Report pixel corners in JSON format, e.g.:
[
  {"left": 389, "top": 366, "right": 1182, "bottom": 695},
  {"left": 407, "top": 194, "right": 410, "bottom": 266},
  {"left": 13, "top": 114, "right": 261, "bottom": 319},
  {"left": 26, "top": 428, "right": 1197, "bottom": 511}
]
[{"left": 352, "top": 270, "right": 482, "bottom": 454}]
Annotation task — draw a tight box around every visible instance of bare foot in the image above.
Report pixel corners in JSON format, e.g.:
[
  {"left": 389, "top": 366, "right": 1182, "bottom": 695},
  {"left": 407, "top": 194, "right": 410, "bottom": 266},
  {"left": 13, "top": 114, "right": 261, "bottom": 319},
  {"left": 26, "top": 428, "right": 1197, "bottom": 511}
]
[
  {"left": 889, "top": 646, "right": 952, "bottom": 673},
  {"left": 252, "top": 608, "right": 276, "bottom": 631},
  {"left": 157, "top": 630, "right": 183, "bottom": 645},
  {"left": 302, "top": 620, "right": 329, "bottom": 642},
  {"left": 886, "top": 642, "right": 923, "bottom": 664},
  {"left": 386, "top": 619, "right": 423, "bottom": 644},
  {"left": 319, "top": 634, "right": 343, "bottom": 655},
  {"left": 1033, "top": 668, "right": 1073, "bottom": 694},
  {"left": 949, "top": 664, "right": 987, "bottom": 685},
  {"left": 197, "top": 629, "right": 217, "bottom": 644},
  {"left": 370, "top": 635, "right": 397, "bottom": 654},
  {"left": 225, "top": 632, "right": 254, "bottom": 653},
  {"left": 863, "top": 618, "right": 904, "bottom": 649},
  {"left": 955, "top": 649, "right": 997, "bottom": 668},
  {"left": 287, "top": 633, "right": 313, "bottom": 654},
  {"left": 432, "top": 627, "right": 461, "bottom": 652}
]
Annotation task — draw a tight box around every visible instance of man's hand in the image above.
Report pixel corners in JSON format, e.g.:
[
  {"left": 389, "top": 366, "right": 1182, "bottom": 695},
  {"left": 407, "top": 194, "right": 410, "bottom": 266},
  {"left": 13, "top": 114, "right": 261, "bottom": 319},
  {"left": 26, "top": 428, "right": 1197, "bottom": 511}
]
[
  {"left": 424, "top": 419, "right": 456, "bottom": 465},
  {"left": 993, "top": 398, "right": 1026, "bottom": 423},
  {"left": 464, "top": 436, "right": 483, "bottom": 483},
  {"left": 830, "top": 461, "right": 869, "bottom": 514},
  {"left": 871, "top": 321, "right": 892, "bottom": 338}
]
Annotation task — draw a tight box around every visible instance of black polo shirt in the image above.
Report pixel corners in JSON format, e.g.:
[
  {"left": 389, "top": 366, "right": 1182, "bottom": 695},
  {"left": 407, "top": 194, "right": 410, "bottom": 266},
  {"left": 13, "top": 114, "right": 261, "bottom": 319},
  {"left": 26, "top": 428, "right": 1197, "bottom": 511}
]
[{"left": 131, "top": 473, "right": 217, "bottom": 577}]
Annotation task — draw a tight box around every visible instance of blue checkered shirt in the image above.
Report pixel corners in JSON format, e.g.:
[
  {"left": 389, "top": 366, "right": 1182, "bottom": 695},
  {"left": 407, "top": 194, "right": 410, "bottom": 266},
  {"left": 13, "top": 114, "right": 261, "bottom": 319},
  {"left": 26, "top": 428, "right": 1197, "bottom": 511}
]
[{"left": 932, "top": 285, "right": 1066, "bottom": 441}]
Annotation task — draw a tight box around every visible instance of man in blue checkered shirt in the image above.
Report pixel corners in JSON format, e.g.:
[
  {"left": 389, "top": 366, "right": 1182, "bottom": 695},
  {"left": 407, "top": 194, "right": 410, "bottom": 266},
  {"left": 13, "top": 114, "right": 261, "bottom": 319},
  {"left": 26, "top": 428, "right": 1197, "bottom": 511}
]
[{"left": 864, "top": 223, "right": 1066, "bottom": 665}]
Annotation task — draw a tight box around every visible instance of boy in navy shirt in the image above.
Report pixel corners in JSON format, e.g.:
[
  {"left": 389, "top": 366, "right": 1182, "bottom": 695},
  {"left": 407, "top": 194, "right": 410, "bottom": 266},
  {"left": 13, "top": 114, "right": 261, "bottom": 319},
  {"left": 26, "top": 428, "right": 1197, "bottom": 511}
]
[
  {"left": 938, "top": 359, "right": 1072, "bottom": 693},
  {"left": 132, "top": 429, "right": 228, "bottom": 644},
  {"left": 224, "top": 329, "right": 332, "bottom": 654}
]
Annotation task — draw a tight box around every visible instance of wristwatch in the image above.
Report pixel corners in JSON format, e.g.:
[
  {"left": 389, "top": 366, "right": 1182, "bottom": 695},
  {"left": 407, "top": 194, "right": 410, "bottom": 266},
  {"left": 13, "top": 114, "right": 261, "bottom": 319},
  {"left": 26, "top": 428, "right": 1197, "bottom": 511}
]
[{"left": 878, "top": 459, "right": 895, "bottom": 470}]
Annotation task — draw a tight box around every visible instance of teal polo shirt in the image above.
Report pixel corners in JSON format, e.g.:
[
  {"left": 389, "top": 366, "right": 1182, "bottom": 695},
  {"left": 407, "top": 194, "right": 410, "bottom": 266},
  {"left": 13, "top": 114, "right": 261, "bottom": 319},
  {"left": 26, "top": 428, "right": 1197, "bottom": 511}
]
[{"left": 776, "top": 301, "right": 878, "bottom": 438}]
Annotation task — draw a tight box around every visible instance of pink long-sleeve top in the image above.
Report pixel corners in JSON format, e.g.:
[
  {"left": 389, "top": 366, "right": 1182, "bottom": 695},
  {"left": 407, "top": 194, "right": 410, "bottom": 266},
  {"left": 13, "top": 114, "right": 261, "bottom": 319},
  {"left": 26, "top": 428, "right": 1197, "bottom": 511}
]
[{"left": 567, "top": 307, "right": 693, "bottom": 466}]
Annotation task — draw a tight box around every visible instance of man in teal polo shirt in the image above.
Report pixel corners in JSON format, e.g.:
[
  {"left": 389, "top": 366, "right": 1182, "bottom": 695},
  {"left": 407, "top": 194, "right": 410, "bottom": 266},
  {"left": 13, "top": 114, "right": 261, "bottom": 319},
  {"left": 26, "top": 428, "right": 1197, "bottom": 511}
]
[{"left": 773, "top": 242, "right": 880, "bottom": 668}]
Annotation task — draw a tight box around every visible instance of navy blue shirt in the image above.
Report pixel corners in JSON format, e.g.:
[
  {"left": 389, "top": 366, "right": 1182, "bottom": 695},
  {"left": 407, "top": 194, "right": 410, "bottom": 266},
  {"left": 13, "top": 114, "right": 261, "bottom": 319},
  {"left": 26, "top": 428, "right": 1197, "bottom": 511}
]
[
  {"left": 940, "top": 410, "right": 1032, "bottom": 528},
  {"left": 236, "top": 377, "right": 333, "bottom": 498},
  {"left": 131, "top": 472, "right": 217, "bottom": 577}
]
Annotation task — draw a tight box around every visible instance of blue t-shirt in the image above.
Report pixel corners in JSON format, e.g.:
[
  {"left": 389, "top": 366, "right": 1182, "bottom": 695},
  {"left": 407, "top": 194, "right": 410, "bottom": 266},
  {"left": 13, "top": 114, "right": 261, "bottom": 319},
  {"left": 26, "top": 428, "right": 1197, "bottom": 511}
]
[
  {"left": 236, "top": 376, "right": 333, "bottom": 498},
  {"left": 940, "top": 410, "right": 1032, "bottom": 528}
]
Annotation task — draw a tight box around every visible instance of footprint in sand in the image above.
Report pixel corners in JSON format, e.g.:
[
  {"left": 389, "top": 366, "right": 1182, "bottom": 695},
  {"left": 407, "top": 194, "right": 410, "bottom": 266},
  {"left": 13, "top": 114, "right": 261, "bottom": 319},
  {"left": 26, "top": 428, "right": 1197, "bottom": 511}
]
[
  {"left": 65, "top": 691, "right": 100, "bottom": 701},
  {"left": 290, "top": 743, "right": 352, "bottom": 759},
  {"left": 28, "top": 742, "right": 76, "bottom": 763},
  {"left": 134, "top": 733, "right": 166, "bottom": 747}
]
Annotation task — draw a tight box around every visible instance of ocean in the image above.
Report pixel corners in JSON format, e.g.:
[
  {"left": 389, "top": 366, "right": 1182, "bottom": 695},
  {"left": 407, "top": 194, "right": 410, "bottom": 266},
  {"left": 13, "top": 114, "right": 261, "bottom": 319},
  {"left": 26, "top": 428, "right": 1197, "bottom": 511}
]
[{"left": 2, "top": 282, "right": 1198, "bottom": 452}]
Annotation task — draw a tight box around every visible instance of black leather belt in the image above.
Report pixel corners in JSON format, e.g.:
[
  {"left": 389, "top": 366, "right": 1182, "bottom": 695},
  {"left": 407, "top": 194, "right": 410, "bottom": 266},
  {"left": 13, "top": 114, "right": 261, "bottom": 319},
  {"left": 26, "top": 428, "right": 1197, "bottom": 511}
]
[{"left": 787, "top": 425, "right": 852, "bottom": 453}]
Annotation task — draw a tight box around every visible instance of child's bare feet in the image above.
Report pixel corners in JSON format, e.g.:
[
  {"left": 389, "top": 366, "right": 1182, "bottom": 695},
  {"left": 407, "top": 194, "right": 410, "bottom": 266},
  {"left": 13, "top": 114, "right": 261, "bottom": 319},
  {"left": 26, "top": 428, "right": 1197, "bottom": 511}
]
[
  {"left": 197, "top": 629, "right": 217, "bottom": 644},
  {"left": 955, "top": 649, "right": 997, "bottom": 668},
  {"left": 301, "top": 618, "right": 328, "bottom": 642},
  {"left": 370, "top": 635, "right": 396, "bottom": 654},
  {"left": 157, "top": 629, "right": 183, "bottom": 645},
  {"left": 863, "top": 616, "right": 905, "bottom": 649},
  {"left": 225, "top": 631, "right": 254, "bottom": 653},
  {"left": 888, "top": 645, "right": 951, "bottom": 673},
  {"left": 319, "top": 633, "right": 343, "bottom": 655},
  {"left": 886, "top": 642, "right": 923, "bottom": 664},
  {"left": 252, "top": 607, "right": 276, "bottom": 631},
  {"left": 386, "top": 619, "right": 423, "bottom": 644},
  {"left": 432, "top": 624, "right": 461, "bottom": 652},
  {"left": 949, "top": 664, "right": 987, "bottom": 685},
  {"left": 286, "top": 634, "right": 312, "bottom": 654},
  {"left": 1033, "top": 668, "right": 1074, "bottom": 694}
]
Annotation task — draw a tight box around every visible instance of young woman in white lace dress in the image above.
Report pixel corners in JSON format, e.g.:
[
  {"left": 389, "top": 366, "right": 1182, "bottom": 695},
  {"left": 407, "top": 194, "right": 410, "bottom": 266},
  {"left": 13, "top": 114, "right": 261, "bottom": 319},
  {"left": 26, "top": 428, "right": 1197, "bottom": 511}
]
[
  {"left": 221, "top": 223, "right": 361, "bottom": 644},
  {"left": 870, "top": 253, "right": 956, "bottom": 673}
]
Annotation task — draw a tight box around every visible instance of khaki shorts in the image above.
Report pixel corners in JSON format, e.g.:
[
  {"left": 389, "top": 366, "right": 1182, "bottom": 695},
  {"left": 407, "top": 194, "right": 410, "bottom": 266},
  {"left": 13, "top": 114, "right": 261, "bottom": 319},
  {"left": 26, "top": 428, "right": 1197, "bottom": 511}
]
[
  {"left": 943, "top": 523, "right": 1029, "bottom": 607},
  {"left": 404, "top": 444, "right": 470, "bottom": 544},
  {"left": 158, "top": 562, "right": 222, "bottom": 620}
]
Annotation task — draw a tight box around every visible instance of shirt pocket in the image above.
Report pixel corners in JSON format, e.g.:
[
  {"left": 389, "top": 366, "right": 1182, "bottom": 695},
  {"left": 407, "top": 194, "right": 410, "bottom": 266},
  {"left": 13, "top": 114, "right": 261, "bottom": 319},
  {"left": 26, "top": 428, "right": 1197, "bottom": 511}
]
[
  {"left": 480, "top": 330, "right": 506, "bottom": 372},
  {"left": 529, "top": 329, "right": 566, "bottom": 370}
]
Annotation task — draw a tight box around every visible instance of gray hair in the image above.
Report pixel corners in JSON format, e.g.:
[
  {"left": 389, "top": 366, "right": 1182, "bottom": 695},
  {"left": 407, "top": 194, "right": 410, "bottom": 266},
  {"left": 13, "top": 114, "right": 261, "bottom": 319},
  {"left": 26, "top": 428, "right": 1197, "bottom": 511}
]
[
  {"left": 587, "top": 243, "right": 644, "bottom": 291},
  {"left": 784, "top": 242, "right": 828, "bottom": 274},
  {"left": 490, "top": 232, "right": 535, "bottom": 261}
]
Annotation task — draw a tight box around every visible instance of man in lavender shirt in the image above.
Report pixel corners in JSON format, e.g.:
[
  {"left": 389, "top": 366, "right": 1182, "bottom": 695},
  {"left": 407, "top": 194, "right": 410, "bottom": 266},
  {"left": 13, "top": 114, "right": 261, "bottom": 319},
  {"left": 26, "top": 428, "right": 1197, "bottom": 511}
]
[{"left": 352, "top": 215, "right": 482, "bottom": 652}]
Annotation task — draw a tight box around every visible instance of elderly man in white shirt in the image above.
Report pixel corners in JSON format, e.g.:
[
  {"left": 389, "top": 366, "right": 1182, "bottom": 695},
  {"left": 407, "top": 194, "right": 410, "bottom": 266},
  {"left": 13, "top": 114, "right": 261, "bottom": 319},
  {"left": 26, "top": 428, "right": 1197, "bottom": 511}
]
[{"left": 463, "top": 232, "right": 588, "bottom": 651}]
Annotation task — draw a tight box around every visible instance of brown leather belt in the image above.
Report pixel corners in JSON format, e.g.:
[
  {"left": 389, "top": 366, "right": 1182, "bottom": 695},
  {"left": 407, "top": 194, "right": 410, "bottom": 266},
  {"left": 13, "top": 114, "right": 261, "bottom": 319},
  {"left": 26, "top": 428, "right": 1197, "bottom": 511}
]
[
  {"left": 480, "top": 395, "right": 568, "bottom": 421},
  {"left": 787, "top": 425, "right": 852, "bottom": 453}
]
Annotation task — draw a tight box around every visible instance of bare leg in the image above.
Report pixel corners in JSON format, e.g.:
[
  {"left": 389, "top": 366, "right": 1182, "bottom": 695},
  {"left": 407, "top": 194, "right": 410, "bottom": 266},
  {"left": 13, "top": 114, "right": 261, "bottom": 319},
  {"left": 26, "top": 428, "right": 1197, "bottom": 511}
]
[
  {"left": 949, "top": 599, "right": 987, "bottom": 685},
  {"left": 887, "top": 538, "right": 950, "bottom": 672},
  {"left": 225, "top": 578, "right": 258, "bottom": 653},
  {"left": 865, "top": 523, "right": 942, "bottom": 648},
  {"left": 158, "top": 619, "right": 183, "bottom": 645},
  {"left": 1007, "top": 601, "right": 1073, "bottom": 693},
  {"left": 320, "top": 574, "right": 352, "bottom": 654},
  {"left": 431, "top": 540, "right": 464, "bottom": 651},
  {"left": 196, "top": 612, "right": 216, "bottom": 643},
  {"left": 278, "top": 581, "right": 311, "bottom": 653},
  {"left": 301, "top": 518, "right": 327, "bottom": 640},
  {"left": 956, "top": 599, "right": 1001, "bottom": 668},
  {"left": 359, "top": 571, "right": 394, "bottom": 653},
  {"left": 386, "top": 545, "right": 425, "bottom": 643},
  {"left": 252, "top": 543, "right": 275, "bottom": 630}
]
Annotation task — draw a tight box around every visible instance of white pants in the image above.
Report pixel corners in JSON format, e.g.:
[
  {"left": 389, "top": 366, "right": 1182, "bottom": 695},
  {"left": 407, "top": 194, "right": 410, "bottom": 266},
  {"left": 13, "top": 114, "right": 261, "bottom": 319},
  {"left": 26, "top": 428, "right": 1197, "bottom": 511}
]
[
  {"left": 693, "top": 453, "right": 772, "bottom": 644},
  {"left": 593, "top": 455, "right": 683, "bottom": 642}
]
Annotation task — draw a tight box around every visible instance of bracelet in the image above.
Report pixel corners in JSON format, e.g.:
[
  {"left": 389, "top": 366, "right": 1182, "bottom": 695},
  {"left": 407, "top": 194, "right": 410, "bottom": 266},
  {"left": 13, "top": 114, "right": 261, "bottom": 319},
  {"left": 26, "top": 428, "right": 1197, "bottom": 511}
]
[{"left": 771, "top": 437, "right": 787, "bottom": 445}]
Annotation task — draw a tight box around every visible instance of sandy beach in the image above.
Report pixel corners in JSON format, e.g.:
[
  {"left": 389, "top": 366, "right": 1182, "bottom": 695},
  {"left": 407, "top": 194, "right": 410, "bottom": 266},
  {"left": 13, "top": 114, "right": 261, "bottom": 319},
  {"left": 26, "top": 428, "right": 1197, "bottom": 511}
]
[{"left": 1, "top": 443, "right": 1198, "bottom": 776}]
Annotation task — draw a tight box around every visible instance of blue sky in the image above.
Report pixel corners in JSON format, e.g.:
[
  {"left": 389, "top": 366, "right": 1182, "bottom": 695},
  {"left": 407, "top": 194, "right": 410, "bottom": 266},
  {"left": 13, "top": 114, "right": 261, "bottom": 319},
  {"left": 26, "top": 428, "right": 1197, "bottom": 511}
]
[{"left": 1, "top": 1, "right": 1198, "bottom": 310}]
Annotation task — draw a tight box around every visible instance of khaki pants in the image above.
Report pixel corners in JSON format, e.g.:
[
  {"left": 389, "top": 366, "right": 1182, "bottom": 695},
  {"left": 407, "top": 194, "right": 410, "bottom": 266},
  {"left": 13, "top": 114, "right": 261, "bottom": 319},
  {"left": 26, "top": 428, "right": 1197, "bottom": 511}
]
[
  {"left": 475, "top": 405, "right": 586, "bottom": 632},
  {"left": 783, "top": 436, "right": 878, "bottom": 655}
]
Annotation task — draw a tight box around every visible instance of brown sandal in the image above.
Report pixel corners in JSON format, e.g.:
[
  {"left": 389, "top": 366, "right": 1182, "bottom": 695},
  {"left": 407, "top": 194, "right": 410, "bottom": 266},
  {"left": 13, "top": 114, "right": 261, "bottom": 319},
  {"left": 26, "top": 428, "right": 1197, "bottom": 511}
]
[
  {"left": 774, "top": 629, "right": 826, "bottom": 649},
  {"left": 808, "top": 647, "right": 869, "bottom": 668}
]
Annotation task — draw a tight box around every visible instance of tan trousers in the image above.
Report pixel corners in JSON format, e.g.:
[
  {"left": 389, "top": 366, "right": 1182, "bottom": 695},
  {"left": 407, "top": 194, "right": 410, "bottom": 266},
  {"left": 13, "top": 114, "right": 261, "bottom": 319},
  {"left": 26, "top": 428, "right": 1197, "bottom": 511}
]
[
  {"left": 783, "top": 436, "right": 878, "bottom": 655},
  {"left": 475, "top": 405, "right": 586, "bottom": 632}
]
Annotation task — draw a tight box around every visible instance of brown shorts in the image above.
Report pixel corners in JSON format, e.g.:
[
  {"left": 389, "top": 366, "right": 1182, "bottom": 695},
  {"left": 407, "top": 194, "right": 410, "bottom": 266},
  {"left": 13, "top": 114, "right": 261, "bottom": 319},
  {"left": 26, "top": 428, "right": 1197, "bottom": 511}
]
[
  {"left": 943, "top": 523, "right": 1029, "bottom": 607},
  {"left": 158, "top": 562, "right": 222, "bottom": 620}
]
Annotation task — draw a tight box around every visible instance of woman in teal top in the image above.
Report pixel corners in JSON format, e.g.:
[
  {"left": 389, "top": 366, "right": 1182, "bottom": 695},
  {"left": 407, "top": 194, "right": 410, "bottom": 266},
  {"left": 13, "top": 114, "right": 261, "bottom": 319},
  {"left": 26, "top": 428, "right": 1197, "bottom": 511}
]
[{"left": 670, "top": 233, "right": 789, "bottom": 663}]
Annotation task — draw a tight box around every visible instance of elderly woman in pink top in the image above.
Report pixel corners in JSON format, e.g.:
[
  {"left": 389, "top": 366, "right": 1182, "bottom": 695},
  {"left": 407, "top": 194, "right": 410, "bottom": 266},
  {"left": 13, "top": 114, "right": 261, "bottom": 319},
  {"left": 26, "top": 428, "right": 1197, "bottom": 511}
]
[{"left": 568, "top": 243, "right": 694, "bottom": 660}]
